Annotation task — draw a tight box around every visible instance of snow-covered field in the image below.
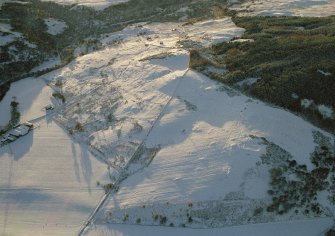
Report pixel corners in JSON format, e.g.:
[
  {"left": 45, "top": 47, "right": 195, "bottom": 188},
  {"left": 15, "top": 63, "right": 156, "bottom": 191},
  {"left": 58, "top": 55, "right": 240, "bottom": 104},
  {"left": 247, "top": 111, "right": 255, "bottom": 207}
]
[
  {"left": 1, "top": 2, "right": 334, "bottom": 235},
  {"left": 0, "top": 77, "right": 53, "bottom": 126},
  {"left": 93, "top": 70, "right": 334, "bottom": 229},
  {"left": 0, "top": 78, "right": 110, "bottom": 236},
  {"left": 42, "top": 18, "right": 244, "bottom": 170},
  {"left": 40, "top": 0, "right": 129, "bottom": 10},
  {"left": 86, "top": 218, "right": 334, "bottom": 236},
  {"left": 232, "top": 0, "right": 335, "bottom": 17},
  {"left": 32, "top": 16, "right": 334, "bottom": 234},
  {"left": 99, "top": 70, "right": 322, "bottom": 203},
  {"left": 0, "top": 120, "right": 110, "bottom": 236},
  {"left": 0, "top": 17, "right": 251, "bottom": 236}
]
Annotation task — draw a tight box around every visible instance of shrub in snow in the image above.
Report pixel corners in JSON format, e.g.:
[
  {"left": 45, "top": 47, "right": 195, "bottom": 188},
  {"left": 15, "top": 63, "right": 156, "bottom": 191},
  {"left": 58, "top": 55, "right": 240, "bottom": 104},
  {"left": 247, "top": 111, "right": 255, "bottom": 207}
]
[
  {"left": 253, "top": 207, "right": 263, "bottom": 216},
  {"left": 74, "top": 122, "right": 84, "bottom": 132},
  {"left": 103, "top": 183, "right": 114, "bottom": 193},
  {"left": 1, "top": 97, "right": 21, "bottom": 135},
  {"left": 325, "top": 228, "right": 335, "bottom": 236},
  {"left": 159, "top": 215, "right": 167, "bottom": 224},
  {"left": 52, "top": 92, "right": 65, "bottom": 103},
  {"left": 54, "top": 80, "right": 63, "bottom": 87},
  {"left": 9, "top": 99, "right": 20, "bottom": 127},
  {"left": 122, "top": 214, "right": 129, "bottom": 222},
  {"left": 152, "top": 213, "right": 159, "bottom": 221}
]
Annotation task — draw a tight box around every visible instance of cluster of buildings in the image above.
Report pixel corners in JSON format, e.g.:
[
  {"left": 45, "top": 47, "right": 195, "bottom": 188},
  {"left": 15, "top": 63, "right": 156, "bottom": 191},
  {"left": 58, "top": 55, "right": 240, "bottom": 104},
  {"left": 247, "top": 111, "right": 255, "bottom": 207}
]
[
  {"left": 0, "top": 104, "right": 54, "bottom": 146},
  {"left": 0, "top": 122, "right": 34, "bottom": 145}
]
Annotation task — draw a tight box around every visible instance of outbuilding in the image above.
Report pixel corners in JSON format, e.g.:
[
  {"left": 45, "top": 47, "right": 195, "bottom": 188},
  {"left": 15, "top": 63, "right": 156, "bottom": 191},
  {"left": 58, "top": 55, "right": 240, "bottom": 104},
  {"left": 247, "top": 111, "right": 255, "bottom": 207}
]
[{"left": 9, "top": 125, "right": 30, "bottom": 137}]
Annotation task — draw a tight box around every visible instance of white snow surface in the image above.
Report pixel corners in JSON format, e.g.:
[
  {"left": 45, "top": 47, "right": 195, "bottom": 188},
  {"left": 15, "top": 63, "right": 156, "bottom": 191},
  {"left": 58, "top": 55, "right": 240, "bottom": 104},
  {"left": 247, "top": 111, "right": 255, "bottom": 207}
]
[
  {"left": 96, "top": 69, "right": 332, "bottom": 220},
  {"left": 0, "top": 120, "right": 109, "bottom": 236},
  {"left": 1, "top": 14, "right": 334, "bottom": 235},
  {"left": 231, "top": 38, "right": 255, "bottom": 43},
  {"left": 32, "top": 17, "right": 334, "bottom": 232},
  {"left": 301, "top": 98, "right": 313, "bottom": 109},
  {"left": 40, "top": 0, "right": 129, "bottom": 10},
  {"left": 234, "top": 0, "right": 335, "bottom": 16},
  {"left": 0, "top": 76, "right": 110, "bottom": 235},
  {"left": 318, "top": 105, "right": 334, "bottom": 119},
  {"left": 0, "top": 23, "right": 22, "bottom": 46},
  {"left": 40, "top": 18, "right": 245, "bottom": 170},
  {"left": 184, "top": 18, "right": 245, "bottom": 47},
  {"left": 318, "top": 69, "right": 332, "bottom": 76},
  {"left": 44, "top": 18, "right": 67, "bottom": 35},
  {"left": 0, "top": 78, "right": 53, "bottom": 126},
  {"left": 30, "top": 56, "right": 61, "bottom": 73},
  {"left": 85, "top": 218, "right": 334, "bottom": 236},
  {"left": 236, "top": 77, "right": 259, "bottom": 87}
]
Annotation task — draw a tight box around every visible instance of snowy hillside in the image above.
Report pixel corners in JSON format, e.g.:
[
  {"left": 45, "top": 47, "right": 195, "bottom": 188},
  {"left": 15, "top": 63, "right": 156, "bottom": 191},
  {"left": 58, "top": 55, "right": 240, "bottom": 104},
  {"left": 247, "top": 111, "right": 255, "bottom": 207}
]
[
  {"left": 42, "top": 18, "right": 244, "bottom": 171},
  {"left": 40, "top": 0, "right": 129, "bottom": 10},
  {"left": 92, "top": 68, "right": 334, "bottom": 230},
  {"left": 231, "top": 0, "right": 335, "bottom": 16},
  {"left": 34, "top": 17, "right": 335, "bottom": 234},
  {"left": 1, "top": 1, "right": 334, "bottom": 235}
]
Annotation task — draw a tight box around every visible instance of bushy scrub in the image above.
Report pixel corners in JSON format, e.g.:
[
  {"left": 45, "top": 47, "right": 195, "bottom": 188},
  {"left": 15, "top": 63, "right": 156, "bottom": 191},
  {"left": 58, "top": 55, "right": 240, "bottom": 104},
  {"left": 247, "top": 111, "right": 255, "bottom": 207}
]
[{"left": 264, "top": 131, "right": 335, "bottom": 215}]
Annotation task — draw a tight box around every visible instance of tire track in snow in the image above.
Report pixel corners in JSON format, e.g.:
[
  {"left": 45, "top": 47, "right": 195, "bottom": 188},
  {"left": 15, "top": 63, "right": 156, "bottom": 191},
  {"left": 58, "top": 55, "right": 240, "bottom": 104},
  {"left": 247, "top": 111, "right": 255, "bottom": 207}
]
[{"left": 2, "top": 144, "right": 14, "bottom": 236}]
